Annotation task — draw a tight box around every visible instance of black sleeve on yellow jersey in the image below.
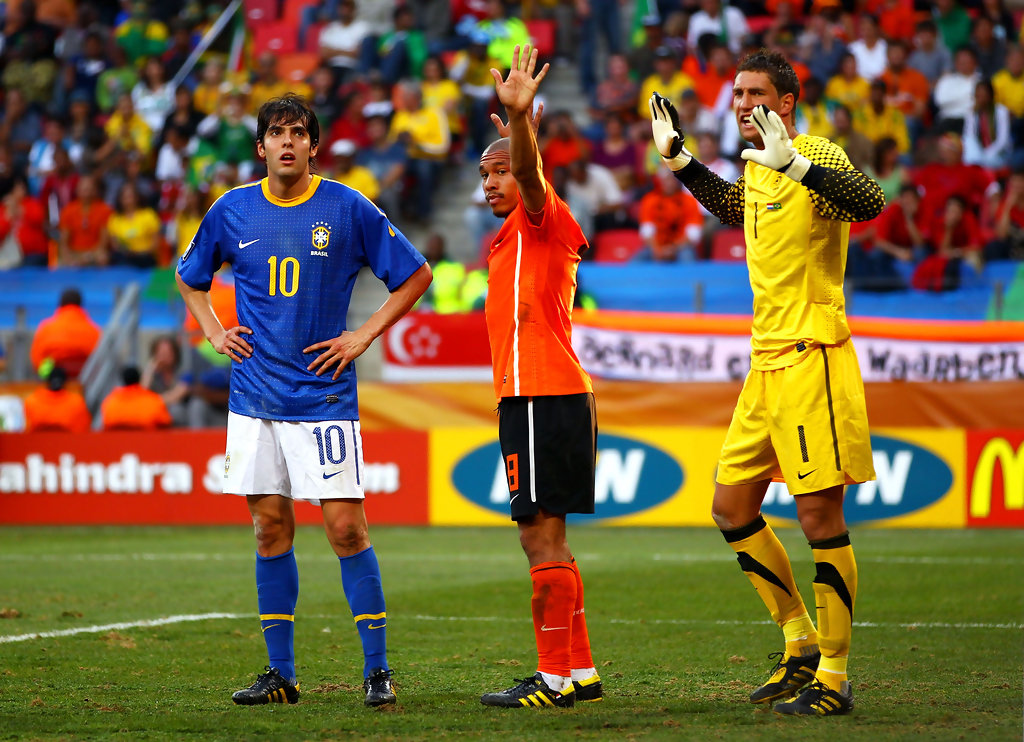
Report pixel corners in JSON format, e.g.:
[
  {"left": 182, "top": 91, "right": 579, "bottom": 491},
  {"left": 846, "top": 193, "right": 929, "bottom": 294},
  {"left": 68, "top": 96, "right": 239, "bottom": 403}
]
[
  {"left": 673, "top": 159, "right": 745, "bottom": 225},
  {"left": 801, "top": 164, "right": 886, "bottom": 223}
]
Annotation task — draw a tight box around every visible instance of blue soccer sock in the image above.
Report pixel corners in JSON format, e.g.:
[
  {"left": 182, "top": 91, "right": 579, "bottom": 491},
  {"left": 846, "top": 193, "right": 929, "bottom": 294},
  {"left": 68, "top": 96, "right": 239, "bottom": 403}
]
[
  {"left": 255, "top": 548, "right": 299, "bottom": 683},
  {"left": 339, "top": 546, "right": 388, "bottom": 677}
]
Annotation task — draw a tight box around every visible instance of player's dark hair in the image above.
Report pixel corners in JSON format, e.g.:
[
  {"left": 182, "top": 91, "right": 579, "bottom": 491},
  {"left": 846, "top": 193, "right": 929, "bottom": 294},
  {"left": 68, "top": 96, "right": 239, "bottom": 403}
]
[
  {"left": 256, "top": 94, "right": 320, "bottom": 148},
  {"left": 736, "top": 48, "right": 800, "bottom": 102}
]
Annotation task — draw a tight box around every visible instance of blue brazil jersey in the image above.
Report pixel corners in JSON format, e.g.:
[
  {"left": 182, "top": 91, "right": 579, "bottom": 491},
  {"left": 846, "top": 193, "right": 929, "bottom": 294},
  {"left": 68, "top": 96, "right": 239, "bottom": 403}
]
[{"left": 177, "top": 176, "right": 425, "bottom": 421}]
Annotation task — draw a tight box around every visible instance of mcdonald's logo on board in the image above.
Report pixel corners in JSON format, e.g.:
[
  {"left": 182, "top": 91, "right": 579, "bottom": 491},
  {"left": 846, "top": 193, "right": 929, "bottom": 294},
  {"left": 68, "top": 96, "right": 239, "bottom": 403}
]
[{"left": 967, "top": 431, "right": 1024, "bottom": 527}]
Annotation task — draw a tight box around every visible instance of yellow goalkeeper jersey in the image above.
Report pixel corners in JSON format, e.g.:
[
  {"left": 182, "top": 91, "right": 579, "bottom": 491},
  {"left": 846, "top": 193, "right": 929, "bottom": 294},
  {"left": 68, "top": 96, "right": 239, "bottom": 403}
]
[{"left": 742, "top": 135, "right": 857, "bottom": 371}]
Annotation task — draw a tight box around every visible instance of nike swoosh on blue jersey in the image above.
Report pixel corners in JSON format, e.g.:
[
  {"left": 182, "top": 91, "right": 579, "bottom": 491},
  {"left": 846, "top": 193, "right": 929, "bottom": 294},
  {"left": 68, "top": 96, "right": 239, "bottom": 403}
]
[
  {"left": 238, "top": 238, "right": 260, "bottom": 249},
  {"left": 323, "top": 470, "right": 344, "bottom": 480}
]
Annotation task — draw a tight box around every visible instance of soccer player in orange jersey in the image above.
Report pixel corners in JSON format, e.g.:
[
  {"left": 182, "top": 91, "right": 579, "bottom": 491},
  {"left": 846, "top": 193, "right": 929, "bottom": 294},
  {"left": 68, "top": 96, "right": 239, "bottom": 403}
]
[{"left": 477, "top": 45, "right": 601, "bottom": 710}]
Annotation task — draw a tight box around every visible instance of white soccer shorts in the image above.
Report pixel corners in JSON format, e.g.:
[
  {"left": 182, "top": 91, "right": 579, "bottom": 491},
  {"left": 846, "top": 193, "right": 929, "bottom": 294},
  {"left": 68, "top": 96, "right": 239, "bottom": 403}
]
[{"left": 223, "top": 411, "right": 366, "bottom": 503}]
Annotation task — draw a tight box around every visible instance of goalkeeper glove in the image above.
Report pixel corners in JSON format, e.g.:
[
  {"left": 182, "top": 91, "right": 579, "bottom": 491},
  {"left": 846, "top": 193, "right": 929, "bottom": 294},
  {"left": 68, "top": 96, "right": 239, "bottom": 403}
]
[
  {"left": 740, "top": 104, "right": 811, "bottom": 182},
  {"left": 649, "top": 92, "right": 694, "bottom": 171}
]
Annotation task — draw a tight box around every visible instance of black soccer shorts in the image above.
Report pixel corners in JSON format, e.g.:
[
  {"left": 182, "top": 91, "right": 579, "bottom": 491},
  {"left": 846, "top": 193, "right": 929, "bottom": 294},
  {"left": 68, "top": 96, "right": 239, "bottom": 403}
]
[{"left": 496, "top": 392, "right": 597, "bottom": 521}]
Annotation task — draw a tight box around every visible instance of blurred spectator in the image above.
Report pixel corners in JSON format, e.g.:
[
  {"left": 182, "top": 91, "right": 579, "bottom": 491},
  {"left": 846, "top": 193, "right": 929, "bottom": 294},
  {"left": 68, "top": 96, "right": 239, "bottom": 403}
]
[
  {"left": 685, "top": 39, "right": 735, "bottom": 121},
  {"left": 849, "top": 184, "right": 926, "bottom": 291},
  {"left": 327, "top": 91, "right": 373, "bottom": 151},
  {"left": 359, "top": 75, "right": 395, "bottom": 120},
  {"left": 541, "top": 111, "right": 591, "bottom": 178},
  {"left": 330, "top": 139, "right": 380, "bottom": 202},
  {"left": 933, "top": 194, "right": 983, "bottom": 272},
  {"left": 592, "top": 53, "right": 640, "bottom": 124},
  {"left": 192, "top": 58, "right": 226, "bottom": 115},
  {"left": 992, "top": 45, "right": 1024, "bottom": 124},
  {"left": 795, "top": 76, "right": 833, "bottom": 139},
  {"left": 564, "top": 158, "right": 626, "bottom": 241},
  {"left": 370, "top": 4, "right": 428, "bottom": 83},
  {"left": 591, "top": 115, "right": 642, "bottom": 194},
  {"left": 0, "top": 175, "right": 48, "bottom": 268},
  {"left": 825, "top": 53, "right": 869, "bottom": 113},
  {"left": 687, "top": 0, "right": 748, "bottom": 55},
  {"left": 161, "top": 19, "right": 196, "bottom": 80},
  {"left": 857, "top": 80, "right": 910, "bottom": 157},
  {"left": 876, "top": 0, "right": 917, "bottom": 43},
  {"left": 638, "top": 46, "right": 695, "bottom": 120},
  {"left": 986, "top": 169, "right": 1024, "bottom": 261},
  {"left": 963, "top": 79, "right": 1013, "bottom": 171},
  {"left": 154, "top": 124, "right": 191, "bottom": 186},
  {"left": 108, "top": 181, "right": 161, "bottom": 267},
  {"left": 908, "top": 20, "right": 952, "bottom": 86},
  {"left": 114, "top": 1, "right": 169, "bottom": 65},
  {"left": 27, "top": 118, "right": 73, "bottom": 195},
  {"left": 579, "top": 0, "right": 624, "bottom": 97},
  {"left": 933, "top": 0, "right": 972, "bottom": 56},
  {"left": 64, "top": 29, "right": 110, "bottom": 101},
  {"left": 166, "top": 186, "right": 206, "bottom": 259},
  {"left": 847, "top": 14, "right": 887, "bottom": 82},
  {"left": 933, "top": 47, "right": 981, "bottom": 135},
  {"left": 57, "top": 172, "right": 111, "bottom": 267},
  {"left": 473, "top": 0, "right": 530, "bottom": 71},
  {"left": 309, "top": 65, "right": 345, "bottom": 126},
  {"left": 141, "top": 335, "right": 190, "bottom": 426},
  {"left": 797, "top": 14, "right": 847, "bottom": 85},
  {"left": 449, "top": 34, "right": 500, "bottom": 157},
  {"left": 354, "top": 113, "right": 405, "bottom": 216},
  {"left": 420, "top": 232, "right": 466, "bottom": 314},
  {"left": 828, "top": 104, "right": 874, "bottom": 172},
  {"left": 389, "top": 80, "right": 450, "bottom": 222},
  {"left": 39, "top": 146, "right": 79, "bottom": 226},
  {"left": 318, "top": 0, "right": 373, "bottom": 87},
  {"left": 914, "top": 133, "right": 995, "bottom": 223},
  {"left": 158, "top": 86, "right": 203, "bottom": 148},
  {"left": 23, "top": 365, "right": 92, "bottom": 433},
  {"left": 880, "top": 41, "right": 930, "bottom": 138},
  {"left": 970, "top": 15, "right": 1008, "bottom": 79},
  {"left": 29, "top": 287, "right": 101, "bottom": 377},
  {"left": 249, "top": 52, "right": 312, "bottom": 116},
  {"left": 421, "top": 55, "right": 464, "bottom": 152},
  {"left": 101, "top": 365, "right": 172, "bottom": 431},
  {"left": 95, "top": 42, "right": 137, "bottom": 114},
  {"left": 867, "top": 137, "right": 909, "bottom": 204},
  {"left": 195, "top": 87, "right": 258, "bottom": 180},
  {"left": 635, "top": 168, "right": 703, "bottom": 263},
  {"left": 100, "top": 92, "right": 153, "bottom": 158},
  {"left": 463, "top": 184, "right": 503, "bottom": 263},
  {"left": 627, "top": 13, "right": 665, "bottom": 84},
  {"left": 1, "top": 0, "right": 59, "bottom": 104},
  {"left": 104, "top": 148, "right": 158, "bottom": 209},
  {"left": 131, "top": 56, "right": 174, "bottom": 137},
  {"left": 0, "top": 88, "right": 44, "bottom": 173},
  {"left": 980, "top": 0, "right": 1016, "bottom": 41},
  {"left": 67, "top": 90, "right": 103, "bottom": 169},
  {"left": 661, "top": 11, "right": 688, "bottom": 62},
  {"left": 695, "top": 131, "right": 738, "bottom": 253}
]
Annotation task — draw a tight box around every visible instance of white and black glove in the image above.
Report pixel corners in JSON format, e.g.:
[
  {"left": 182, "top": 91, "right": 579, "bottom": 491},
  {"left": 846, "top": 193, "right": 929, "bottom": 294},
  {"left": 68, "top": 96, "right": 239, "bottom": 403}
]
[
  {"left": 649, "top": 92, "right": 694, "bottom": 171},
  {"left": 740, "top": 104, "right": 811, "bottom": 182}
]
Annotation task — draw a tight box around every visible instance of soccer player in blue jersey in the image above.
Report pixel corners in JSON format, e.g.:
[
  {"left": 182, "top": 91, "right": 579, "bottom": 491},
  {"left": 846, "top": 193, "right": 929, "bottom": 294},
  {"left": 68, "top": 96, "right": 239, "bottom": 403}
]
[{"left": 176, "top": 95, "right": 431, "bottom": 708}]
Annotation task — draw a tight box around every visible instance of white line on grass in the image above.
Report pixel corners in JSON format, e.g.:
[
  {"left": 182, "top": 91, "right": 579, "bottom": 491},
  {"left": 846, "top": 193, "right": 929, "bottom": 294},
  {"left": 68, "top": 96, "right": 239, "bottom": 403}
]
[{"left": 2, "top": 612, "right": 1020, "bottom": 644}]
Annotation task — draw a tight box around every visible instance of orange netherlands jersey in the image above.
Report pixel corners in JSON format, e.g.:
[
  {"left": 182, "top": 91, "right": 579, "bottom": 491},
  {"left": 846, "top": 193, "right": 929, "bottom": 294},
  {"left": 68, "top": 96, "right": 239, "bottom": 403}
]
[{"left": 484, "top": 184, "right": 592, "bottom": 400}]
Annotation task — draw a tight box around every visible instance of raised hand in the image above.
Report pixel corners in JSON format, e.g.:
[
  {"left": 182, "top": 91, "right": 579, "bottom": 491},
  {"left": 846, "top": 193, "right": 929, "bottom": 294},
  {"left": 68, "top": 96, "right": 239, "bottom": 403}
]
[
  {"left": 649, "top": 92, "right": 693, "bottom": 171},
  {"left": 740, "top": 105, "right": 811, "bottom": 182},
  {"left": 490, "top": 45, "right": 549, "bottom": 118}
]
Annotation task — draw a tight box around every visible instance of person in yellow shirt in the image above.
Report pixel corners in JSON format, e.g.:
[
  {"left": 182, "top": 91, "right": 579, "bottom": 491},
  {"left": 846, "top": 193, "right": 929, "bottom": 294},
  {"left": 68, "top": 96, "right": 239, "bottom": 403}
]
[
  {"left": 855, "top": 80, "right": 910, "bottom": 155},
  {"left": 638, "top": 46, "right": 696, "bottom": 119},
  {"left": 167, "top": 186, "right": 207, "bottom": 258},
  {"left": 389, "top": 80, "right": 450, "bottom": 221},
  {"left": 102, "top": 92, "right": 153, "bottom": 157},
  {"left": 330, "top": 140, "right": 381, "bottom": 203},
  {"left": 108, "top": 181, "right": 163, "bottom": 267},
  {"left": 193, "top": 58, "right": 226, "bottom": 115},
  {"left": 825, "top": 52, "right": 869, "bottom": 113},
  {"left": 795, "top": 77, "right": 833, "bottom": 139},
  {"left": 248, "top": 52, "right": 312, "bottom": 116},
  {"left": 422, "top": 55, "right": 464, "bottom": 144},
  {"left": 650, "top": 48, "right": 884, "bottom": 718},
  {"left": 993, "top": 44, "right": 1024, "bottom": 119}
]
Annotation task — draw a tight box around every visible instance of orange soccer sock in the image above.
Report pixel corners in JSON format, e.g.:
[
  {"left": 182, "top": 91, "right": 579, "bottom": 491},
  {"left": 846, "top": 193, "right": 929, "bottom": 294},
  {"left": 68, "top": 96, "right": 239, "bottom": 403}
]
[
  {"left": 569, "top": 558, "right": 595, "bottom": 674},
  {"left": 529, "top": 561, "right": 577, "bottom": 680}
]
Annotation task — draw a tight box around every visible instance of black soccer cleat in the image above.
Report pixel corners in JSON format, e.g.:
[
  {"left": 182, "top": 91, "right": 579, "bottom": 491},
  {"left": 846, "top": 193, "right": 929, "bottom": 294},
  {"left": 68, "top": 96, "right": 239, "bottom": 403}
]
[
  {"left": 749, "top": 651, "right": 820, "bottom": 704},
  {"left": 572, "top": 674, "right": 603, "bottom": 702},
  {"left": 363, "top": 667, "right": 397, "bottom": 707},
  {"left": 231, "top": 666, "right": 300, "bottom": 705},
  {"left": 481, "top": 673, "right": 576, "bottom": 708},
  {"left": 774, "top": 680, "right": 854, "bottom": 716}
]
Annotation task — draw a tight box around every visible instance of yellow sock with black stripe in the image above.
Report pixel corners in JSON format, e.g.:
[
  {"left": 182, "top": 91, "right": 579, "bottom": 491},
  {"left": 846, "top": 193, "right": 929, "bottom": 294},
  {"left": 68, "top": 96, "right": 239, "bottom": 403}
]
[
  {"left": 723, "top": 515, "right": 818, "bottom": 658},
  {"left": 810, "top": 532, "right": 857, "bottom": 692}
]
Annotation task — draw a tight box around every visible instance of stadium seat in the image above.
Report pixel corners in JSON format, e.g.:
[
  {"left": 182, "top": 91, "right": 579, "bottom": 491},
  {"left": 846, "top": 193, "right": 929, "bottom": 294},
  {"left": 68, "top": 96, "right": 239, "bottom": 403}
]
[
  {"left": 282, "top": 0, "right": 317, "bottom": 28},
  {"left": 302, "top": 22, "right": 324, "bottom": 52},
  {"left": 243, "top": 0, "right": 278, "bottom": 26},
  {"left": 593, "top": 229, "right": 644, "bottom": 263},
  {"left": 277, "top": 52, "right": 319, "bottom": 83},
  {"left": 710, "top": 228, "right": 746, "bottom": 262},
  {"left": 525, "top": 19, "right": 557, "bottom": 59},
  {"left": 252, "top": 21, "right": 298, "bottom": 58}
]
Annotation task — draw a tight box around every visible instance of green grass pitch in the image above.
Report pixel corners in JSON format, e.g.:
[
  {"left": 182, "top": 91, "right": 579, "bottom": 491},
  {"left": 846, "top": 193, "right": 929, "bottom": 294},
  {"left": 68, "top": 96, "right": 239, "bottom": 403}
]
[{"left": 2, "top": 526, "right": 1021, "bottom": 740}]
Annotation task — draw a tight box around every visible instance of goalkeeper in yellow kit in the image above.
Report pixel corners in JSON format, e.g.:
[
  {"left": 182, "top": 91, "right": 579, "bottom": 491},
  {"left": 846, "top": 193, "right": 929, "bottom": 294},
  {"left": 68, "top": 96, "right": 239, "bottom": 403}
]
[{"left": 650, "top": 49, "right": 884, "bottom": 717}]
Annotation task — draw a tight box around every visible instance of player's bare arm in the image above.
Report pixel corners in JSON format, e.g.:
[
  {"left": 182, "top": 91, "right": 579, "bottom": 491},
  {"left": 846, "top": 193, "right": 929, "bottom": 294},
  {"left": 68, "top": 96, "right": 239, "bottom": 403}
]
[
  {"left": 490, "top": 45, "right": 549, "bottom": 215},
  {"left": 175, "top": 270, "right": 253, "bottom": 362},
  {"left": 304, "top": 262, "right": 432, "bottom": 379},
  {"left": 649, "top": 92, "right": 745, "bottom": 224}
]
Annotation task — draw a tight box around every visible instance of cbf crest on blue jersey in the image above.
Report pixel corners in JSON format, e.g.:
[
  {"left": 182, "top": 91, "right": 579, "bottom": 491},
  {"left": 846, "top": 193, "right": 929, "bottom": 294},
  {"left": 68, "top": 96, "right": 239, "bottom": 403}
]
[
  {"left": 177, "top": 176, "right": 426, "bottom": 422},
  {"left": 312, "top": 220, "right": 331, "bottom": 255}
]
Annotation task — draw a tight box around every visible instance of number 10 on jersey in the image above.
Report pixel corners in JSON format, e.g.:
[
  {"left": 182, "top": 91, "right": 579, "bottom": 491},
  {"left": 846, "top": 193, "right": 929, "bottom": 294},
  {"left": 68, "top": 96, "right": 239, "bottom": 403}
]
[{"left": 268, "top": 255, "right": 299, "bottom": 296}]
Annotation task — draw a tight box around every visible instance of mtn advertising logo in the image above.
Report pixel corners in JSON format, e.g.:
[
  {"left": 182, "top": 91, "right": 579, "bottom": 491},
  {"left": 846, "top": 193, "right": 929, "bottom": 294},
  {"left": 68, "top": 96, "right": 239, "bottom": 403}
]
[
  {"left": 762, "top": 434, "right": 954, "bottom": 524},
  {"left": 452, "top": 433, "right": 684, "bottom": 520}
]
